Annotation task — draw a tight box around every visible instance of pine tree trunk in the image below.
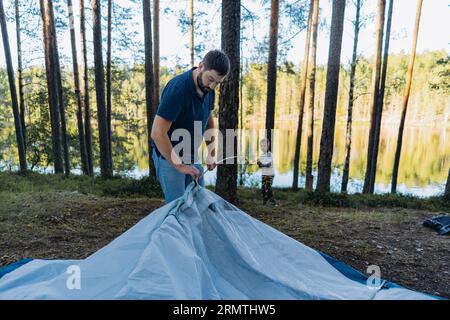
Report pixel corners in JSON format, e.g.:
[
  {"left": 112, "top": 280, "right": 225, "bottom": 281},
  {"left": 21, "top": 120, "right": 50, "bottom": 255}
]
[
  {"left": 369, "top": 0, "right": 394, "bottom": 193},
  {"left": 40, "top": 0, "right": 63, "bottom": 174},
  {"left": 143, "top": 0, "right": 155, "bottom": 176},
  {"left": 292, "top": 0, "right": 314, "bottom": 190},
  {"left": 238, "top": 27, "right": 244, "bottom": 186},
  {"left": 80, "top": 0, "right": 93, "bottom": 176},
  {"left": 342, "top": 0, "right": 362, "bottom": 193},
  {"left": 363, "top": 0, "right": 386, "bottom": 193},
  {"left": 153, "top": 0, "right": 160, "bottom": 107},
  {"left": 0, "top": 0, "right": 27, "bottom": 172},
  {"left": 106, "top": 0, "right": 113, "bottom": 169},
  {"left": 305, "top": 0, "right": 319, "bottom": 191},
  {"left": 67, "top": 0, "right": 89, "bottom": 176},
  {"left": 190, "top": 0, "right": 194, "bottom": 68},
  {"left": 15, "top": 0, "right": 26, "bottom": 148},
  {"left": 391, "top": 0, "right": 423, "bottom": 193},
  {"left": 48, "top": 0, "right": 70, "bottom": 176},
  {"left": 316, "top": 0, "right": 346, "bottom": 192},
  {"left": 215, "top": 0, "right": 241, "bottom": 204},
  {"left": 265, "top": 0, "right": 279, "bottom": 148},
  {"left": 92, "top": 0, "right": 112, "bottom": 178},
  {"left": 445, "top": 168, "right": 450, "bottom": 199}
]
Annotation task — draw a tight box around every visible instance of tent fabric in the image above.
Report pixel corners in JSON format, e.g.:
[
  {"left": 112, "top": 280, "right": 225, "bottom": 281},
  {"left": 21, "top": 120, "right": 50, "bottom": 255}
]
[
  {"left": 0, "top": 181, "right": 438, "bottom": 300},
  {"left": 0, "top": 259, "right": 33, "bottom": 280}
]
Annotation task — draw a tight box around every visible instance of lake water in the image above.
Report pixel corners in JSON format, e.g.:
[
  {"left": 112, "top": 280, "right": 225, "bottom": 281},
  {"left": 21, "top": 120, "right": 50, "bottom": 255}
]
[
  {"left": 129, "top": 123, "right": 449, "bottom": 198},
  {"left": 2, "top": 123, "right": 448, "bottom": 198}
]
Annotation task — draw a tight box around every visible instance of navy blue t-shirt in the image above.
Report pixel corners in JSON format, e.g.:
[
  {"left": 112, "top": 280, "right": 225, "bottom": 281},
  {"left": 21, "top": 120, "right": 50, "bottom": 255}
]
[{"left": 152, "top": 67, "right": 215, "bottom": 163}]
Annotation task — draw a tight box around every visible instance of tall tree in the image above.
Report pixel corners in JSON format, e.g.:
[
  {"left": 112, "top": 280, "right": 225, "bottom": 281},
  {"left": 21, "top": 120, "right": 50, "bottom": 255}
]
[
  {"left": 143, "top": 0, "right": 155, "bottom": 176},
  {"left": 363, "top": 0, "right": 386, "bottom": 194},
  {"left": 341, "top": 0, "right": 362, "bottom": 193},
  {"left": 14, "top": 0, "right": 26, "bottom": 146},
  {"left": 391, "top": 0, "right": 423, "bottom": 193},
  {"left": 190, "top": 0, "right": 194, "bottom": 68},
  {"left": 153, "top": 0, "right": 160, "bottom": 107},
  {"left": 0, "top": 0, "right": 27, "bottom": 172},
  {"left": 316, "top": 0, "right": 346, "bottom": 192},
  {"left": 215, "top": 0, "right": 241, "bottom": 204},
  {"left": 305, "top": 0, "right": 319, "bottom": 191},
  {"left": 67, "top": 0, "right": 89, "bottom": 176},
  {"left": 369, "top": 0, "right": 394, "bottom": 193},
  {"left": 265, "top": 0, "right": 279, "bottom": 149},
  {"left": 445, "top": 168, "right": 450, "bottom": 199},
  {"left": 39, "top": 0, "right": 63, "bottom": 174},
  {"left": 106, "top": 0, "right": 113, "bottom": 168},
  {"left": 292, "top": 0, "right": 314, "bottom": 190},
  {"left": 92, "top": 0, "right": 112, "bottom": 178},
  {"left": 80, "top": 0, "right": 93, "bottom": 176},
  {"left": 48, "top": 0, "right": 70, "bottom": 176}
]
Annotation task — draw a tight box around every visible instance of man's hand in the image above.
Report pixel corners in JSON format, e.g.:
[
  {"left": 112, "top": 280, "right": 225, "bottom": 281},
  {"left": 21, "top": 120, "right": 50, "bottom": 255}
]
[
  {"left": 175, "top": 164, "right": 201, "bottom": 180},
  {"left": 206, "top": 154, "right": 217, "bottom": 171}
]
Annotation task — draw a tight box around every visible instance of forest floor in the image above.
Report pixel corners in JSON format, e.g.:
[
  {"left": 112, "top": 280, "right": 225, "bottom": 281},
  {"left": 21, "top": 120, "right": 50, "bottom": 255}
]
[{"left": 0, "top": 172, "right": 448, "bottom": 299}]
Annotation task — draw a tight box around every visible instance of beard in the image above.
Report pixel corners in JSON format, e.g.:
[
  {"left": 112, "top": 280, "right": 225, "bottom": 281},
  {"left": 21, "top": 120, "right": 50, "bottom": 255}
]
[{"left": 197, "top": 71, "right": 211, "bottom": 94}]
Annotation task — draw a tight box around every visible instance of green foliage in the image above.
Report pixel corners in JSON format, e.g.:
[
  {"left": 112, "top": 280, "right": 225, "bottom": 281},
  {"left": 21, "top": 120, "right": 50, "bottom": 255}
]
[
  {"left": 0, "top": 171, "right": 163, "bottom": 198},
  {"left": 238, "top": 185, "right": 450, "bottom": 211}
]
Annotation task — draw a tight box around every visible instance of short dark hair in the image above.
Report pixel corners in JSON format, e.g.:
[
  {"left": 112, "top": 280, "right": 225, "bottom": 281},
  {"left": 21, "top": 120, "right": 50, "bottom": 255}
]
[{"left": 202, "top": 50, "right": 230, "bottom": 76}]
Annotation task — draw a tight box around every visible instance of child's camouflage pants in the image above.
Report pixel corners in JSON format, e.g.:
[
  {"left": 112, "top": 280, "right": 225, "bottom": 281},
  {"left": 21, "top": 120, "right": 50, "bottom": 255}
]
[{"left": 261, "top": 175, "right": 275, "bottom": 204}]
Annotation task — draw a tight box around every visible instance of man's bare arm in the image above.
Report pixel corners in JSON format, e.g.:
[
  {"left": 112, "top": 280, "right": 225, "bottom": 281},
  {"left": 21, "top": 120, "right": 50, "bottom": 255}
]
[{"left": 204, "top": 114, "right": 216, "bottom": 157}]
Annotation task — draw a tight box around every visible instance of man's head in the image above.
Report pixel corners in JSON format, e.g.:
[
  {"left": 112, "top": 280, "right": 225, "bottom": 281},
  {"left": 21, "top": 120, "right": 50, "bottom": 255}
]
[{"left": 197, "top": 50, "right": 230, "bottom": 93}]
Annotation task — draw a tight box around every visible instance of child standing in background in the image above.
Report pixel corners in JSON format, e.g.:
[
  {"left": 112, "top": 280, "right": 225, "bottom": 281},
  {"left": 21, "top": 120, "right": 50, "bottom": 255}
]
[{"left": 257, "top": 138, "right": 277, "bottom": 206}]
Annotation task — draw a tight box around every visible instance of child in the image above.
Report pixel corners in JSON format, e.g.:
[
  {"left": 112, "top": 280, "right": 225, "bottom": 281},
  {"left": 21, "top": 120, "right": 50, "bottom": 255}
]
[{"left": 257, "top": 138, "right": 277, "bottom": 206}]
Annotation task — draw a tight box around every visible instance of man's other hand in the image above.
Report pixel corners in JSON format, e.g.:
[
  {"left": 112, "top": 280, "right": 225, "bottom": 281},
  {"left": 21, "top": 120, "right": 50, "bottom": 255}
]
[
  {"left": 175, "top": 164, "right": 201, "bottom": 180},
  {"left": 206, "top": 154, "right": 217, "bottom": 171}
]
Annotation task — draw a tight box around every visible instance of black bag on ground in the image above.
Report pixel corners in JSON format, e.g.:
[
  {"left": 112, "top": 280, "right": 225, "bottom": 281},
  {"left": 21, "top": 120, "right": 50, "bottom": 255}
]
[{"left": 423, "top": 215, "right": 450, "bottom": 235}]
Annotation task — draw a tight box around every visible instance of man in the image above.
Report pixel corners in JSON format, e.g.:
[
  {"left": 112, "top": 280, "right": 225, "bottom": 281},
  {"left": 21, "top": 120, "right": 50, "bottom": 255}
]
[{"left": 151, "top": 50, "right": 230, "bottom": 203}]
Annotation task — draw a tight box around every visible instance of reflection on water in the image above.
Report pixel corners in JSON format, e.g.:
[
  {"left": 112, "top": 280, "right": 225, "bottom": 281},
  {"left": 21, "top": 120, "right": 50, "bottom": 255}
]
[
  {"left": 195, "top": 125, "right": 450, "bottom": 197},
  {"left": 1, "top": 122, "right": 448, "bottom": 197},
  {"left": 137, "top": 123, "right": 450, "bottom": 197}
]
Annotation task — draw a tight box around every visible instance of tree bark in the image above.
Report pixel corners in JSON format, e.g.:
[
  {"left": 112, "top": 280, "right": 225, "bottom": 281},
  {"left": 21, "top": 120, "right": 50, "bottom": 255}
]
[
  {"left": 445, "top": 168, "right": 450, "bottom": 199},
  {"left": 265, "top": 0, "right": 279, "bottom": 149},
  {"left": 80, "top": 0, "right": 93, "bottom": 176},
  {"left": 39, "top": 0, "right": 63, "bottom": 174},
  {"left": 106, "top": 0, "right": 113, "bottom": 169},
  {"left": 153, "top": 0, "right": 160, "bottom": 107},
  {"left": 391, "top": 0, "right": 423, "bottom": 193},
  {"left": 143, "top": 0, "right": 156, "bottom": 176},
  {"left": 215, "top": 0, "right": 241, "bottom": 204},
  {"left": 14, "top": 0, "right": 26, "bottom": 147},
  {"left": 363, "top": 0, "right": 386, "bottom": 193},
  {"left": 369, "top": 0, "right": 394, "bottom": 193},
  {"left": 47, "top": 0, "right": 70, "bottom": 176},
  {"left": 342, "top": 0, "right": 362, "bottom": 193},
  {"left": 316, "top": 0, "right": 346, "bottom": 192},
  {"left": 92, "top": 0, "right": 112, "bottom": 178},
  {"left": 305, "top": 0, "right": 319, "bottom": 191},
  {"left": 67, "top": 0, "right": 89, "bottom": 176},
  {"left": 0, "top": 0, "right": 27, "bottom": 172},
  {"left": 190, "top": 0, "right": 194, "bottom": 68},
  {"left": 292, "top": 0, "right": 314, "bottom": 190}
]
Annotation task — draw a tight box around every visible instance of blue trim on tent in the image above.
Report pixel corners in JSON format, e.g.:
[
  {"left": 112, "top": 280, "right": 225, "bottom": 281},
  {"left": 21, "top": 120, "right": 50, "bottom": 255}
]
[
  {"left": 317, "top": 250, "right": 445, "bottom": 300},
  {"left": 0, "top": 259, "right": 33, "bottom": 280},
  {"left": 0, "top": 254, "right": 445, "bottom": 300}
]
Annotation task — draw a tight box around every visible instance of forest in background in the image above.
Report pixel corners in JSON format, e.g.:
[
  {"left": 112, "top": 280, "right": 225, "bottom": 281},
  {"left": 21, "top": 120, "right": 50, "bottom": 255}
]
[
  {"left": 0, "top": 0, "right": 449, "bottom": 201},
  {"left": 1, "top": 50, "right": 448, "bottom": 172}
]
